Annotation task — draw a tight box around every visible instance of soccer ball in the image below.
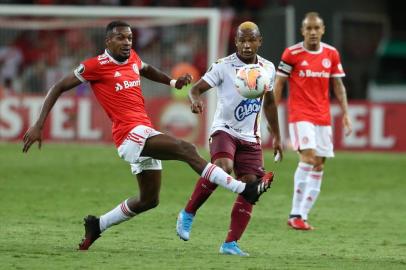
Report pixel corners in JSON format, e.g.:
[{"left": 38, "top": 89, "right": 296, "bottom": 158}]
[{"left": 234, "top": 64, "right": 270, "bottom": 99}]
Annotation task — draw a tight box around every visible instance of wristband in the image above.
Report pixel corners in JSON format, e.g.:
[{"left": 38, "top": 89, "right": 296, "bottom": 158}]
[{"left": 170, "top": 79, "right": 177, "bottom": 88}]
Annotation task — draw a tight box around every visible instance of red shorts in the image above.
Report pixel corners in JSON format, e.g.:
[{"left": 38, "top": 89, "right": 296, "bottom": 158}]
[{"left": 209, "top": 130, "right": 265, "bottom": 179}]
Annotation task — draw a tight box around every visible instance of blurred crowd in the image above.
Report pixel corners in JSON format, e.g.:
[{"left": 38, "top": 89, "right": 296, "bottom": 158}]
[{"left": 0, "top": 0, "right": 283, "bottom": 96}]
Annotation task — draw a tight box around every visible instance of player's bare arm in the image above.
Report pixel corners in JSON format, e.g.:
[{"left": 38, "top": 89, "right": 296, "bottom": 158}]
[
  {"left": 22, "top": 74, "right": 82, "bottom": 153},
  {"left": 263, "top": 91, "right": 283, "bottom": 160},
  {"left": 188, "top": 79, "right": 211, "bottom": 114},
  {"left": 140, "top": 62, "right": 192, "bottom": 89},
  {"left": 273, "top": 75, "right": 288, "bottom": 106},
  {"left": 332, "top": 77, "right": 352, "bottom": 136}
]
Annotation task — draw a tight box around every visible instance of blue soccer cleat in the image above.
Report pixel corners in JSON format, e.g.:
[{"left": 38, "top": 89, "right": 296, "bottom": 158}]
[
  {"left": 219, "top": 241, "right": 249, "bottom": 256},
  {"left": 176, "top": 209, "right": 194, "bottom": 241}
]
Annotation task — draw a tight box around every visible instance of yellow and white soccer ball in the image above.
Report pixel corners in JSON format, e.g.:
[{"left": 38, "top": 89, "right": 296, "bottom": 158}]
[{"left": 234, "top": 64, "right": 270, "bottom": 99}]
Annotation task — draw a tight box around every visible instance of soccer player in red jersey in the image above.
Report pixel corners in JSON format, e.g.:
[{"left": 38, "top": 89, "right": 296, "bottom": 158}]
[
  {"left": 176, "top": 22, "right": 282, "bottom": 256},
  {"left": 274, "top": 12, "right": 352, "bottom": 230},
  {"left": 22, "top": 21, "right": 272, "bottom": 250}
]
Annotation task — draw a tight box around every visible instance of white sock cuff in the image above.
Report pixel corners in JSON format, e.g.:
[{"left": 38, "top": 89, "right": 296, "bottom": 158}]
[
  {"left": 121, "top": 199, "right": 136, "bottom": 217},
  {"left": 201, "top": 163, "right": 216, "bottom": 180},
  {"left": 298, "top": 161, "right": 313, "bottom": 171},
  {"left": 309, "top": 171, "right": 323, "bottom": 180}
]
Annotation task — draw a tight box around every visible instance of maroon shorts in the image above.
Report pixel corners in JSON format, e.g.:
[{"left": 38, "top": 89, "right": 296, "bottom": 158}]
[{"left": 209, "top": 130, "right": 265, "bottom": 179}]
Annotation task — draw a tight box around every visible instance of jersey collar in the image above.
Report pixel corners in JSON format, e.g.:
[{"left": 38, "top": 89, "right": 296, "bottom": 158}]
[
  {"left": 301, "top": 42, "right": 323, "bottom": 54},
  {"left": 105, "top": 49, "right": 129, "bottom": 65}
]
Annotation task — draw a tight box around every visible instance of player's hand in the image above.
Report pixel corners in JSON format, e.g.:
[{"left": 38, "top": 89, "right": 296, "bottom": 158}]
[
  {"left": 22, "top": 124, "right": 43, "bottom": 153},
  {"left": 272, "top": 137, "right": 283, "bottom": 162},
  {"left": 190, "top": 99, "right": 204, "bottom": 114},
  {"left": 343, "top": 114, "right": 352, "bottom": 136},
  {"left": 174, "top": 73, "right": 193, "bottom": 89}
]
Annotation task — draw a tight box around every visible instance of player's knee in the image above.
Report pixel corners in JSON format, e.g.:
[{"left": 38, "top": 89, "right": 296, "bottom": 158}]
[
  {"left": 301, "top": 156, "right": 316, "bottom": 165},
  {"left": 313, "top": 163, "right": 324, "bottom": 171},
  {"left": 215, "top": 162, "right": 233, "bottom": 174}
]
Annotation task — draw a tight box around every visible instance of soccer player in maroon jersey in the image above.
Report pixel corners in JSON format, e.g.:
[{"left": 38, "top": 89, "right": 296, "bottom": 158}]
[
  {"left": 22, "top": 21, "right": 274, "bottom": 250},
  {"left": 274, "top": 12, "right": 352, "bottom": 230},
  {"left": 176, "top": 22, "right": 282, "bottom": 256}
]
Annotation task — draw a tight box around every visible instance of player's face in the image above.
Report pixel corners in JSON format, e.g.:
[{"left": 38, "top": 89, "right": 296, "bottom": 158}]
[
  {"left": 106, "top": 26, "right": 133, "bottom": 61},
  {"left": 235, "top": 29, "right": 262, "bottom": 64},
  {"left": 301, "top": 17, "right": 325, "bottom": 50}
]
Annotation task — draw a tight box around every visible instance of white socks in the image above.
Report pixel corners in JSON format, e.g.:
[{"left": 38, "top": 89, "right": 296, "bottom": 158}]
[
  {"left": 301, "top": 171, "right": 323, "bottom": 220},
  {"left": 290, "top": 162, "right": 313, "bottom": 216},
  {"left": 201, "top": 163, "right": 246, "bottom": 193},
  {"left": 99, "top": 199, "right": 136, "bottom": 232}
]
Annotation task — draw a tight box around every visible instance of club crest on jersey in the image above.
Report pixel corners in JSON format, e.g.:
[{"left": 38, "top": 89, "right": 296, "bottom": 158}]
[
  {"left": 75, "top": 64, "right": 85, "bottom": 74},
  {"left": 234, "top": 98, "right": 261, "bottom": 121},
  {"left": 322, "top": 58, "right": 331, "bottom": 68},
  {"left": 132, "top": 64, "right": 139, "bottom": 75}
]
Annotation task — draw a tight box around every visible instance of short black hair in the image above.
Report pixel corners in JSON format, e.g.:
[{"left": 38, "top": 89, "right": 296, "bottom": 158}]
[{"left": 106, "top": 20, "right": 130, "bottom": 36}]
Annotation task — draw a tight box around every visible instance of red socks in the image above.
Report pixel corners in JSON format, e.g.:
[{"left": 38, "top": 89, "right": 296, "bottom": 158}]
[
  {"left": 185, "top": 177, "right": 218, "bottom": 214},
  {"left": 225, "top": 195, "right": 253, "bottom": 242}
]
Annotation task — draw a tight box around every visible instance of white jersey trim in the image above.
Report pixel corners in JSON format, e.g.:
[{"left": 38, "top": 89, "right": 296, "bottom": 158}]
[{"left": 74, "top": 70, "right": 86, "bottom": 83}]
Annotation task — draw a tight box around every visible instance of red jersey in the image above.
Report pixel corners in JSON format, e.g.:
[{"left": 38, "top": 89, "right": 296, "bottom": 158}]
[
  {"left": 277, "top": 42, "right": 345, "bottom": 125},
  {"left": 74, "top": 49, "right": 153, "bottom": 147}
]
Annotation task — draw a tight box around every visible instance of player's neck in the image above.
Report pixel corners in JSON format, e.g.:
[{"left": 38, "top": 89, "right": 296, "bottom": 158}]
[
  {"left": 106, "top": 49, "right": 128, "bottom": 63},
  {"left": 303, "top": 42, "right": 320, "bottom": 51},
  {"left": 236, "top": 53, "right": 257, "bottom": 64}
]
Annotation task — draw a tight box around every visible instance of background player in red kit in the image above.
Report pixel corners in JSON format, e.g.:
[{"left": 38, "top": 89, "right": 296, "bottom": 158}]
[
  {"left": 22, "top": 21, "right": 273, "bottom": 250},
  {"left": 274, "top": 12, "right": 352, "bottom": 230}
]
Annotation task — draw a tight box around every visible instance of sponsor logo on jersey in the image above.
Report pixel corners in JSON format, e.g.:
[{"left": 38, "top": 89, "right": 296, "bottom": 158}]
[
  {"left": 114, "top": 71, "right": 122, "bottom": 77},
  {"left": 298, "top": 70, "right": 330, "bottom": 78},
  {"left": 234, "top": 98, "right": 261, "bottom": 121},
  {"left": 132, "top": 64, "right": 139, "bottom": 75},
  {"left": 322, "top": 58, "right": 331, "bottom": 68},
  {"left": 115, "top": 83, "right": 123, "bottom": 91},
  {"left": 115, "top": 80, "right": 141, "bottom": 91},
  {"left": 123, "top": 80, "right": 141, "bottom": 88}
]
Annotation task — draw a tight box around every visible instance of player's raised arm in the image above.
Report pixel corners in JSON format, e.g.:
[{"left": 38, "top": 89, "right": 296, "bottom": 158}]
[
  {"left": 188, "top": 79, "right": 211, "bottom": 114},
  {"left": 22, "top": 73, "right": 82, "bottom": 153},
  {"left": 140, "top": 62, "right": 192, "bottom": 89}
]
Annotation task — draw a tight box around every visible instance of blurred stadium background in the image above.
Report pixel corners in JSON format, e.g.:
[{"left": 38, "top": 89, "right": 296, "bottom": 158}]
[
  {"left": 0, "top": 0, "right": 405, "bottom": 152},
  {"left": 1, "top": 2, "right": 405, "bottom": 269}
]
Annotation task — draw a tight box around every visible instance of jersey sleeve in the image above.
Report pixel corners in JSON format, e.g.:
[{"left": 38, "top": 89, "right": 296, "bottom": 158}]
[
  {"left": 201, "top": 61, "right": 222, "bottom": 87},
  {"left": 264, "top": 63, "right": 276, "bottom": 92},
  {"left": 74, "top": 58, "right": 100, "bottom": 83},
  {"left": 276, "top": 48, "right": 294, "bottom": 77},
  {"left": 331, "top": 50, "right": 345, "bottom": 77}
]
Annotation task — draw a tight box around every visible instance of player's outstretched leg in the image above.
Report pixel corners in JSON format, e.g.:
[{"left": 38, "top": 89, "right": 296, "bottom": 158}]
[
  {"left": 78, "top": 215, "right": 101, "bottom": 250},
  {"left": 240, "top": 171, "right": 274, "bottom": 204},
  {"left": 219, "top": 241, "right": 249, "bottom": 256},
  {"left": 176, "top": 209, "right": 195, "bottom": 241}
]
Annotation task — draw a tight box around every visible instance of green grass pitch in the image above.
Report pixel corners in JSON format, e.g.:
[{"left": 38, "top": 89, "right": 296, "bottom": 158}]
[{"left": 1, "top": 142, "right": 405, "bottom": 269}]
